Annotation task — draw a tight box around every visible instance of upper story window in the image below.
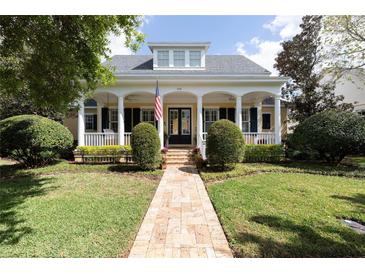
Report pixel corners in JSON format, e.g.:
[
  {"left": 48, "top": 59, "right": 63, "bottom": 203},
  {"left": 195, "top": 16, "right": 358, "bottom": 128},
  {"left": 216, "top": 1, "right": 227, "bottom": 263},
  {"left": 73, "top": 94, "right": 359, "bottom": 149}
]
[
  {"left": 157, "top": 50, "right": 169, "bottom": 67},
  {"left": 173, "top": 50, "right": 185, "bottom": 67},
  {"left": 189, "top": 51, "right": 201, "bottom": 67}
]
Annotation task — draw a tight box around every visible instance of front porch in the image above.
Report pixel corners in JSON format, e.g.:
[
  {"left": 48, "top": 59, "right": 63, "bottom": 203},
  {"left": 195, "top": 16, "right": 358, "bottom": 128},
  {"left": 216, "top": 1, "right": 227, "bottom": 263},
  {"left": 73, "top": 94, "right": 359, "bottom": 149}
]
[{"left": 77, "top": 90, "right": 286, "bottom": 150}]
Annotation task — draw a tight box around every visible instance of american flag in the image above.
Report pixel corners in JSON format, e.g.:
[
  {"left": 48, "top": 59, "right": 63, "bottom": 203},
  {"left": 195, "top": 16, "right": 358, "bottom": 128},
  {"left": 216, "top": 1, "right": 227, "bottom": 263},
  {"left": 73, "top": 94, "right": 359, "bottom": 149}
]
[{"left": 154, "top": 80, "right": 162, "bottom": 121}]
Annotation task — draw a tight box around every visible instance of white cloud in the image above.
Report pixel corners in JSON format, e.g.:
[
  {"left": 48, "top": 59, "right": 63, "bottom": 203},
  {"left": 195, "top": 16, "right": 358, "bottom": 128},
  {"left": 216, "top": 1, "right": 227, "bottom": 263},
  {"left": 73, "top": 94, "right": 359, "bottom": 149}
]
[
  {"left": 263, "top": 16, "right": 302, "bottom": 39},
  {"left": 107, "top": 16, "right": 152, "bottom": 57},
  {"left": 235, "top": 16, "right": 302, "bottom": 75},
  {"left": 235, "top": 39, "right": 282, "bottom": 75}
]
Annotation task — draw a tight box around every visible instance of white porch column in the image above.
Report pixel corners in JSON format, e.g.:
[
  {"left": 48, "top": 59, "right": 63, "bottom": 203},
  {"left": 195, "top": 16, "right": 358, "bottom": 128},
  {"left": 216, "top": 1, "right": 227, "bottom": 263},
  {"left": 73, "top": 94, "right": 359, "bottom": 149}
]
[
  {"left": 256, "top": 102, "right": 262, "bottom": 133},
  {"left": 77, "top": 99, "right": 85, "bottom": 146},
  {"left": 158, "top": 95, "right": 164, "bottom": 149},
  {"left": 97, "top": 102, "right": 102, "bottom": 132},
  {"left": 236, "top": 95, "right": 242, "bottom": 131},
  {"left": 197, "top": 95, "right": 203, "bottom": 149},
  {"left": 275, "top": 95, "right": 282, "bottom": 144},
  {"left": 118, "top": 95, "right": 125, "bottom": 145}
]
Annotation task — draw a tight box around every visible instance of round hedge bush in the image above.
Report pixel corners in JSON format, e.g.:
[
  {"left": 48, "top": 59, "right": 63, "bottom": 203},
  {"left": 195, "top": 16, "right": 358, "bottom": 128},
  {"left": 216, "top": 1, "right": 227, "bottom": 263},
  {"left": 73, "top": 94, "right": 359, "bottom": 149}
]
[
  {"left": 0, "top": 115, "right": 74, "bottom": 167},
  {"left": 131, "top": 122, "right": 161, "bottom": 170},
  {"left": 290, "top": 110, "right": 365, "bottom": 163},
  {"left": 206, "top": 119, "right": 245, "bottom": 169}
]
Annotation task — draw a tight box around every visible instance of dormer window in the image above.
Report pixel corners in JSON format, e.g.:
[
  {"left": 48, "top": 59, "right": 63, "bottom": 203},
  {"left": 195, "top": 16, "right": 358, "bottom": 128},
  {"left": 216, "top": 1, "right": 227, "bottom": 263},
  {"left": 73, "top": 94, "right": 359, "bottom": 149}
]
[
  {"left": 157, "top": 50, "right": 169, "bottom": 67},
  {"left": 173, "top": 50, "right": 185, "bottom": 67},
  {"left": 189, "top": 51, "right": 201, "bottom": 67}
]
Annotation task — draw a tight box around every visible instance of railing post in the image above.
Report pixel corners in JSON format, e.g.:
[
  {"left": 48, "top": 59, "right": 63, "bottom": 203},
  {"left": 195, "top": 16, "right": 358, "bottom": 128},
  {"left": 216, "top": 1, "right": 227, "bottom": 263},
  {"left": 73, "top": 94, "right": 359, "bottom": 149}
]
[
  {"left": 78, "top": 99, "right": 85, "bottom": 146},
  {"left": 275, "top": 95, "right": 282, "bottom": 144},
  {"left": 118, "top": 95, "right": 125, "bottom": 146}
]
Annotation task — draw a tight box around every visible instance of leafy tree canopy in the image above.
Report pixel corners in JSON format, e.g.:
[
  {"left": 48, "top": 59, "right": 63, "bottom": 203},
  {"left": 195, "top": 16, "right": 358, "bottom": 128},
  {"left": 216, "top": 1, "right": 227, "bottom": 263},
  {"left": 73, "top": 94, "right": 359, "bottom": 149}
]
[
  {"left": 0, "top": 16, "right": 144, "bottom": 113},
  {"left": 321, "top": 16, "right": 365, "bottom": 81},
  {"left": 274, "top": 16, "right": 353, "bottom": 124}
]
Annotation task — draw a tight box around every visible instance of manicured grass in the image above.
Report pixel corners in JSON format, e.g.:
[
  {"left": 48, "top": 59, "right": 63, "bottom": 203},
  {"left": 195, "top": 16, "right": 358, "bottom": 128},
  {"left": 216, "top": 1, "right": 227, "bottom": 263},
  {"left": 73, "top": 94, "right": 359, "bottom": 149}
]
[
  {"left": 207, "top": 173, "right": 365, "bottom": 257},
  {"left": 199, "top": 162, "right": 365, "bottom": 182},
  {"left": 0, "top": 159, "right": 161, "bottom": 257},
  {"left": 349, "top": 156, "right": 365, "bottom": 168},
  {"left": 0, "top": 159, "right": 163, "bottom": 180}
]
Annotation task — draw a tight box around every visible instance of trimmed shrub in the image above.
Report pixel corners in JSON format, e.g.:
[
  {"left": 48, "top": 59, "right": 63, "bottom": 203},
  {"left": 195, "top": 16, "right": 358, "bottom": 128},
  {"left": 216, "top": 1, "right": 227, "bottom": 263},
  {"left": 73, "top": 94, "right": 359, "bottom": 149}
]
[
  {"left": 244, "top": 144, "right": 284, "bottom": 162},
  {"left": 76, "top": 145, "right": 131, "bottom": 155},
  {"left": 131, "top": 122, "right": 161, "bottom": 170},
  {"left": 290, "top": 110, "right": 365, "bottom": 163},
  {"left": 0, "top": 115, "right": 73, "bottom": 167},
  {"left": 206, "top": 119, "right": 245, "bottom": 170}
]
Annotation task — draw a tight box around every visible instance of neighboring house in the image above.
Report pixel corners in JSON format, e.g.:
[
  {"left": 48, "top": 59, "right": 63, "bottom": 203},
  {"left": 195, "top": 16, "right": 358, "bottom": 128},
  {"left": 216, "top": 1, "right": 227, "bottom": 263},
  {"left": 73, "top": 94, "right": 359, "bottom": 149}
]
[
  {"left": 64, "top": 42, "right": 289, "bottom": 156},
  {"left": 332, "top": 69, "right": 365, "bottom": 115}
]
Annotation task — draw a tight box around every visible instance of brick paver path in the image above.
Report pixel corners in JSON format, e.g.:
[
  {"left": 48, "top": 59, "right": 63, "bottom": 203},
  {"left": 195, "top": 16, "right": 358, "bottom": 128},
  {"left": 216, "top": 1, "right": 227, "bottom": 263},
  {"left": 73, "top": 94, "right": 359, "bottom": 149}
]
[{"left": 129, "top": 166, "right": 233, "bottom": 258}]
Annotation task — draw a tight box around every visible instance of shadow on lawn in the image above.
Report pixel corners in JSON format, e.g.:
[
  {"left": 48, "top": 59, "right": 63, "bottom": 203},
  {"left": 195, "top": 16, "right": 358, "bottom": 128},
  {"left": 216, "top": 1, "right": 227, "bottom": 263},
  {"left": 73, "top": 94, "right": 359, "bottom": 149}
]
[
  {"left": 0, "top": 173, "right": 57, "bottom": 245},
  {"left": 234, "top": 215, "right": 365, "bottom": 257}
]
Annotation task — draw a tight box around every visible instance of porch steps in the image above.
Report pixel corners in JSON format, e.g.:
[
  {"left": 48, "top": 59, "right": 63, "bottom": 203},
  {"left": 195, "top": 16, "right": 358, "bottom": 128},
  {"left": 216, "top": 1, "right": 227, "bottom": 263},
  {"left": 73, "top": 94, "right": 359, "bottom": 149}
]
[{"left": 165, "top": 148, "right": 195, "bottom": 166}]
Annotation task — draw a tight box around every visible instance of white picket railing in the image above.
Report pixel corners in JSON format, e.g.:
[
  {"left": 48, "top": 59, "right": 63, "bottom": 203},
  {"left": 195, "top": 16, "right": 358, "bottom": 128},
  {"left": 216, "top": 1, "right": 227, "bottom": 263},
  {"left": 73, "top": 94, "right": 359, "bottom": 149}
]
[
  {"left": 84, "top": 133, "right": 118, "bottom": 146},
  {"left": 243, "top": 132, "right": 276, "bottom": 145},
  {"left": 84, "top": 132, "right": 133, "bottom": 146},
  {"left": 200, "top": 132, "right": 276, "bottom": 159},
  {"left": 124, "top": 132, "right": 132, "bottom": 146}
]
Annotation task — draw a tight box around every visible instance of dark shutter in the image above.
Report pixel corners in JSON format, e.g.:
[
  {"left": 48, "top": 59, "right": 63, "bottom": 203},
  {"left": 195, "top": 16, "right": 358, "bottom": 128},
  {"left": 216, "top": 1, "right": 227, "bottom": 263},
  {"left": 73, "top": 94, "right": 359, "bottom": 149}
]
[
  {"left": 262, "top": 113, "right": 271, "bottom": 130},
  {"left": 228, "top": 108, "right": 235, "bottom": 122},
  {"left": 250, "top": 107, "right": 258, "bottom": 132},
  {"left": 219, "top": 108, "right": 227, "bottom": 120},
  {"left": 132, "top": 108, "right": 140, "bottom": 128},
  {"left": 93, "top": 114, "right": 97, "bottom": 130},
  {"left": 101, "top": 107, "right": 109, "bottom": 130},
  {"left": 124, "top": 108, "right": 132, "bottom": 132}
]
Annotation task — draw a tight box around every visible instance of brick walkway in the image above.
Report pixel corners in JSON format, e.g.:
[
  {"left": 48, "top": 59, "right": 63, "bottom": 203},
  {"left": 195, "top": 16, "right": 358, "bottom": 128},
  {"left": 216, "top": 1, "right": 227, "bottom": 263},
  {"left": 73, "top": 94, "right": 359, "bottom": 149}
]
[{"left": 129, "top": 166, "right": 232, "bottom": 258}]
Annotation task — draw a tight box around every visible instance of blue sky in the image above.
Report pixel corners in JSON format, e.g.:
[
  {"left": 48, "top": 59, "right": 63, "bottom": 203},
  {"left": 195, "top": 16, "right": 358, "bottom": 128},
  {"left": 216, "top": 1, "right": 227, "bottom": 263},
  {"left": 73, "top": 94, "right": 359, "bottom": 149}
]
[{"left": 109, "top": 16, "right": 303, "bottom": 74}]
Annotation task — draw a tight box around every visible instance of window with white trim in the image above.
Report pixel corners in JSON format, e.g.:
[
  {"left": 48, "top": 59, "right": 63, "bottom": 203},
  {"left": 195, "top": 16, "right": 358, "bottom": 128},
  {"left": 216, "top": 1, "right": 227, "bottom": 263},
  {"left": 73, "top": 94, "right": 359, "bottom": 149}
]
[
  {"left": 85, "top": 114, "right": 96, "bottom": 131},
  {"left": 141, "top": 109, "right": 155, "bottom": 125},
  {"left": 109, "top": 109, "right": 118, "bottom": 132},
  {"left": 204, "top": 109, "right": 219, "bottom": 132},
  {"left": 242, "top": 108, "right": 250, "bottom": 132},
  {"left": 157, "top": 50, "right": 169, "bottom": 67},
  {"left": 189, "top": 51, "right": 201, "bottom": 67},
  {"left": 262, "top": 113, "right": 271, "bottom": 130},
  {"left": 173, "top": 50, "right": 185, "bottom": 67}
]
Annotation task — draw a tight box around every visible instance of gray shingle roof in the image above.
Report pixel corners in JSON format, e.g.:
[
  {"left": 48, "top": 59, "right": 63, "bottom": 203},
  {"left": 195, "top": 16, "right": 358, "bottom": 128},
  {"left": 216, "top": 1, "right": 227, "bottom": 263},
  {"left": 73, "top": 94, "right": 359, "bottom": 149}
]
[{"left": 105, "top": 55, "right": 271, "bottom": 75}]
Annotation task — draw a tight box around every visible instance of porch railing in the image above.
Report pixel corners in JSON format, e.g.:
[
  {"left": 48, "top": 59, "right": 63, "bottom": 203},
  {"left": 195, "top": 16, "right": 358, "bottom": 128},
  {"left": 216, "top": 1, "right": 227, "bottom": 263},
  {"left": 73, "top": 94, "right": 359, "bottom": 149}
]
[
  {"left": 84, "top": 132, "right": 132, "bottom": 146},
  {"left": 202, "top": 132, "right": 275, "bottom": 145},
  {"left": 243, "top": 132, "right": 275, "bottom": 145},
  {"left": 200, "top": 132, "right": 276, "bottom": 159},
  {"left": 84, "top": 133, "right": 119, "bottom": 146},
  {"left": 124, "top": 132, "right": 132, "bottom": 146}
]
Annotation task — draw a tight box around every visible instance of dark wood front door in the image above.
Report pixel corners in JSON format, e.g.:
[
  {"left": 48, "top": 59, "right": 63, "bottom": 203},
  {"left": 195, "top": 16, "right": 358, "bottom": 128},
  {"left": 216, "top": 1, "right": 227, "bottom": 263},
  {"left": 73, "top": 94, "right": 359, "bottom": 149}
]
[{"left": 168, "top": 108, "right": 192, "bottom": 145}]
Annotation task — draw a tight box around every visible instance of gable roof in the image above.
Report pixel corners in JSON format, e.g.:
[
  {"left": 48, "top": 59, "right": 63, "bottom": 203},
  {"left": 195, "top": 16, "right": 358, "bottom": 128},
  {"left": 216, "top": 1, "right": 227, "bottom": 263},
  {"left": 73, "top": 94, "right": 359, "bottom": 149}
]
[{"left": 105, "top": 55, "right": 271, "bottom": 75}]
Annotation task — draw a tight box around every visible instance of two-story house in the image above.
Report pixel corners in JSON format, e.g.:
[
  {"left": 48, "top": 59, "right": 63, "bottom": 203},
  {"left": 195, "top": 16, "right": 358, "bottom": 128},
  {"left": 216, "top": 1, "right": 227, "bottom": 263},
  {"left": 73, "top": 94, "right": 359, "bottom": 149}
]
[{"left": 64, "top": 42, "right": 289, "bottom": 157}]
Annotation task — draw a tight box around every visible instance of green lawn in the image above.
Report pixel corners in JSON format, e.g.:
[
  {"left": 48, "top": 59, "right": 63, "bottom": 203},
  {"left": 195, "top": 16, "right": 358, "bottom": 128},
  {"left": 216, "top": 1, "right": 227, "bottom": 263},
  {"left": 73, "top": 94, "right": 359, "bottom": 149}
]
[
  {"left": 200, "top": 162, "right": 365, "bottom": 182},
  {"left": 205, "top": 165, "right": 365, "bottom": 257},
  {"left": 0, "top": 159, "right": 161, "bottom": 257}
]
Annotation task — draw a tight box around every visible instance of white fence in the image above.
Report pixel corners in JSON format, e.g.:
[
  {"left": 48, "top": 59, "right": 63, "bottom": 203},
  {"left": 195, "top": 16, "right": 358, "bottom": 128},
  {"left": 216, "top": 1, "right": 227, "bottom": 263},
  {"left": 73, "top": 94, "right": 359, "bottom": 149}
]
[
  {"left": 84, "top": 132, "right": 132, "bottom": 146},
  {"left": 124, "top": 132, "right": 132, "bottom": 146},
  {"left": 200, "top": 132, "right": 276, "bottom": 159}
]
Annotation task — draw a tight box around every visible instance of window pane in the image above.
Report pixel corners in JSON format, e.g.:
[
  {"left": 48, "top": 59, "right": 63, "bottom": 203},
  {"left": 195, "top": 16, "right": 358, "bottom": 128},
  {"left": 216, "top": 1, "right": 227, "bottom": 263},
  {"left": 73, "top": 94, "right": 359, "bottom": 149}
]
[
  {"left": 189, "top": 51, "right": 201, "bottom": 67},
  {"left": 174, "top": 51, "right": 185, "bottom": 67},
  {"left": 169, "top": 110, "right": 178, "bottom": 135},
  {"left": 204, "top": 109, "right": 219, "bottom": 132},
  {"left": 181, "top": 109, "right": 190, "bottom": 135},
  {"left": 85, "top": 114, "right": 95, "bottom": 130},
  {"left": 157, "top": 50, "right": 169, "bottom": 67},
  {"left": 262, "top": 113, "right": 271, "bottom": 129},
  {"left": 142, "top": 109, "right": 155, "bottom": 125}
]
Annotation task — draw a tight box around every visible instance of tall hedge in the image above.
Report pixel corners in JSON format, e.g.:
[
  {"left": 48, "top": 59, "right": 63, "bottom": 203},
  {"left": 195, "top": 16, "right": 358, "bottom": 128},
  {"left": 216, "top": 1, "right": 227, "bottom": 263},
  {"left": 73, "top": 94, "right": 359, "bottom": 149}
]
[
  {"left": 131, "top": 122, "right": 161, "bottom": 170},
  {"left": 290, "top": 110, "right": 365, "bottom": 163},
  {"left": 206, "top": 119, "right": 245, "bottom": 169},
  {"left": 0, "top": 115, "right": 74, "bottom": 167}
]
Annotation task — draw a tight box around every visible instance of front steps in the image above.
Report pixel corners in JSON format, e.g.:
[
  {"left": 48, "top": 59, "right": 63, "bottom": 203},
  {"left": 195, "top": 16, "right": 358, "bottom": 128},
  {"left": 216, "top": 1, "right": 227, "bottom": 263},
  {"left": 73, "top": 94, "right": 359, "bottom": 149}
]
[{"left": 165, "top": 147, "right": 195, "bottom": 166}]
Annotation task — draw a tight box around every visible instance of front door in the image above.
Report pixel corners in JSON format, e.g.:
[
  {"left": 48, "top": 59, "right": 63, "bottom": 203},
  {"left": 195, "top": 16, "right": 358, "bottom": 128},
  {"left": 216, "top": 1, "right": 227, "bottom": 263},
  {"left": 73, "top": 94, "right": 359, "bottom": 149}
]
[{"left": 168, "top": 108, "right": 191, "bottom": 145}]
